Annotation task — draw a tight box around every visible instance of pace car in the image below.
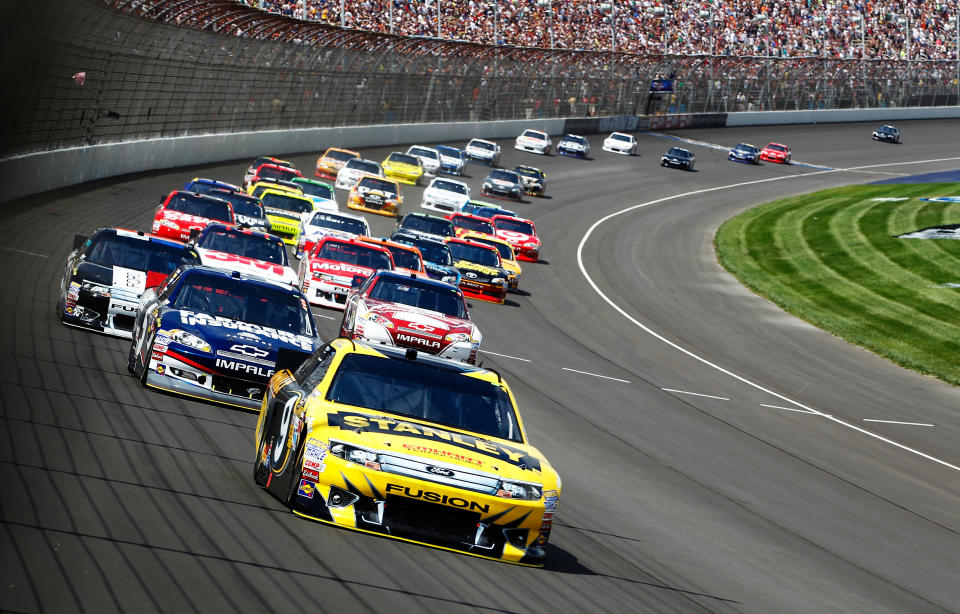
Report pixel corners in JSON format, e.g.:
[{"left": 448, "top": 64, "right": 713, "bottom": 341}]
[
  {"left": 336, "top": 158, "right": 384, "bottom": 191},
  {"left": 481, "top": 169, "right": 524, "bottom": 201},
  {"left": 382, "top": 152, "right": 425, "bottom": 186},
  {"left": 316, "top": 147, "right": 360, "bottom": 181},
  {"left": 294, "top": 210, "right": 370, "bottom": 259},
  {"left": 340, "top": 270, "right": 480, "bottom": 363},
  {"left": 192, "top": 223, "right": 298, "bottom": 287},
  {"left": 514, "top": 129, "right": 552, "bottom": 155},
  {"left": 759, "top": 142, "right": 791, "bottom": 164},
  {"left": 254, "top": 339, "right": 561, "bottom": 566},
  {"left": 513, "top": 165, "right": 546, "bottom": 196},
  {"left": 292, "top": 177, "right": 338, "bottom": 212},
  {"left": 464, "top": 138, "right": 501, "bottom": 166},
  {"left": 872, "top": 125, "right": 900, "bottom": 143},
  {"left": 347, "top": 174, "right": 403, "bottom": 217},
  {"left": 556, "top": 133, "right": 590, "bottom": 158},
  {"left": 298, "top": 236, "right": 394, "bottom": 310},
  {"left": 728, "top": 142, "right": 761, "bottom": 164},
  {"left": 128, "top": 265, "right": 320, "bottom": 410},
  {"left": 660, "top": 147, "right": 695, "bottom": 170},
  {"left": 259, "top": 189, "right": 317, "bottom": 245},
  {"left": 492, "top": 214, "right": 541, "bottom": 262},
  {"left": 152, "top": 190, "right": 237, "bottom": 242},
  {"left": 421, "top": 177, "right": 471, "bottom": 214},
  {"left": 57, "top": 227, "right": 199, "bottom": 338},
  {"left": 602, "top": 132, "right": 637, "bottom": 155},
  {"left": 389, "top": 230, "right": 461, "bottom": 285},
  {"left": 435, "top": 145, "right": 467, "bottom": 175},
  {"left": 446, "top": 237, "right": 509, "bottom": 304}
]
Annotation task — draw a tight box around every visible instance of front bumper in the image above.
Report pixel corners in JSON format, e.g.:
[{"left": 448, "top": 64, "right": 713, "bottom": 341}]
[
  {"left": 384, "top": 169, "right": 422, "bottom": 185},
  {"left": 351, "top": 324, "right": 477, "bottom": 364},
  {"left": 143, "top": 349, "right": 264, "bottom": 410},
  {"left": 557, "top": 145, "right": 587, "bottom": 157},
  {"left": 348, "top": 196, "right": 399, "bottom": 217},
  {"left": 515, "top": 142, "right": 550, "bottom": 154},
  {"left": 302, "top": 277, "right": 351, "bottom": 309},
  {"left": 459, "top": 279, "right": 506, "bottom": 304},
  {"left": 481, "top": 184, "right": 522, "bottom": 201},
  {"left": 602, "top": 143, "right": 632, "bottom": 154},
  {"left": 421, "top": 199, "right": 463, "bottom": 214},
  {"left": 61, "top": 291, "right": 139, "bottom": 338}
]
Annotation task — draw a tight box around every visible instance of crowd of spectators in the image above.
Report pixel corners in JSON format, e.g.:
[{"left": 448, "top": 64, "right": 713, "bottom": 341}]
[{"left": 244, "top": 0, "right": 960, "bottom": 60}]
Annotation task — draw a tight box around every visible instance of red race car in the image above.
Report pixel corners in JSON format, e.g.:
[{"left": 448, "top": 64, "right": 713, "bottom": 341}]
[
  {"left": 340, "top": 269, "right": 481, "bottom": 364},
  {"left": 759, "top": 142, "right": 792, "bottom": 164},
  {"left": 245, "top": 162, "right": 302, "bottom": 189},
  {"left": 152, "top": 191, "right": 236, "bottom": 242},
  {"left": 297, "top": 236, "right": 394, "bottom": 310},
  {"left": 446, "top": 211, "right": 497, "bottom": 239},
  {"left": 491, "top": 214, "right": 541, "bottom": 262}
]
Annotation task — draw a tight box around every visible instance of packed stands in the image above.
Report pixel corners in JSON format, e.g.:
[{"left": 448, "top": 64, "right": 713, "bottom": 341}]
[{"left": 245, "top": 1, "right": 960, "bottom": 61}]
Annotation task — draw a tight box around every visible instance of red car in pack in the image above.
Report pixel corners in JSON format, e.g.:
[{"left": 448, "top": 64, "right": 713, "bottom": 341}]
[
  {"left": 446, "top": 211, "right": 497, "bottom": 239},
  {"left": 152, "top": 191, "right": 236, "bottom": 242},
  {"left": 759, "top": 142, "right": 792, "bottom": 164},
  {"left": 491, "top": 214, "right": 541, "bottom": 262},
  {"left": 297, "top": 236, "right": 394, "bottom": 310},
  {"left": 245, "top": 162, "right": 302, "bottom": 189},
  {"left": 339, "top": 270, "right": 481, "bottom": 364}
]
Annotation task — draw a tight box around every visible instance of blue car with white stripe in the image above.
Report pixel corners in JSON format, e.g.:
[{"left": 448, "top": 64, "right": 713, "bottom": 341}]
[
  {"left": 435, "top": 145, "right": 468, "bottom": 175},
  {"left": 728, "top": 142, "right": 761, "bottom": 164},
  {"left": 128, "top": 265, "right": 320, "bottom": 410}
]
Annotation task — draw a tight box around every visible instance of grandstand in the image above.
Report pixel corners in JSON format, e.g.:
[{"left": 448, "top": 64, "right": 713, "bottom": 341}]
[{"left": 245, "top": 0, "right": 960, "bottom": 61}]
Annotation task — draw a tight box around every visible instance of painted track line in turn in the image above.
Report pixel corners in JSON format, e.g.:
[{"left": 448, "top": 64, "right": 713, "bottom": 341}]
[{"left": 576, "top": 157, "right": 960, "bottom": 473}]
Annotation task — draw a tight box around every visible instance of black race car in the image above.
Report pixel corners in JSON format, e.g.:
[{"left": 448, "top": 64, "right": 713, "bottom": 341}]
[
  {"left": 872, "top": 125, "right": 900, "bottom": 143},
  {"left": 660, "top": 147, "right": 695, "bottom": 170}
]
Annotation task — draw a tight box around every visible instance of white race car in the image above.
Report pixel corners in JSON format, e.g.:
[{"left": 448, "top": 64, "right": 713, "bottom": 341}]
[
  {"left": 464, "top": 138, "right": 501, "bottom": 165},
  {"left": 515, "top": 129, "right": 552, "bottom": 155},
  {"left": 335, "top": 158, "right": 384, "bottom": 190},
  {"left": 421, "top": 177, "right": 471, "bottom": 214},
  {"left": 602, "top": 132, "right": 638, "bottom": 155},
  {"left": 406, "top": 145, "right": 442, "bottom": 177},
  {"left": 194, "top": 224, "right": 299, "bottom": 287},
  {"left": 295, "top": 210, "right": 370, "bottom": 259}
]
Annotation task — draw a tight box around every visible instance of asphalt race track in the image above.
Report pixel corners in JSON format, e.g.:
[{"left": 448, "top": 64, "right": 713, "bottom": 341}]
[{"left": 2, "top": 120, "right": 960, "bottom": 613}]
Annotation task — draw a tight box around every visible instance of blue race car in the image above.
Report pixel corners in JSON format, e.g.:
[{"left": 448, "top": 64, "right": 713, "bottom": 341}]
[
  {"left": 390, "top": 229, "right": 461, "bottom": 285},
  {"left": 128, "top": 265, "right": 320, "bottom": 410},
  {"left": 435, "top": 145, "right": 467, "bottom": 175},
  {"left": 728, "top": 142, "right": 761, "bottom": 164},
  {"left": 184, "top": 177, "right": 241, "bottom": 193}
]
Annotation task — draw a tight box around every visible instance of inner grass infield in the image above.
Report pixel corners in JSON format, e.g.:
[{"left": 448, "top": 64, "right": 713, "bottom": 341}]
[{"left": 715, "top": 182, "right": 960, "bottom": 386}]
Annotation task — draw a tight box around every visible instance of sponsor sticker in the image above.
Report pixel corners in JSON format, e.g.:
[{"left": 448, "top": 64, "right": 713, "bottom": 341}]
[
  {"left": 305, "top": 440, "right": 328, "bottom": 462},
  {"left": 304, "top": 459, "right": 323, "bottom": 470},
  {"left": 153, "top": 344, "right": 167, "bottom": 354},
  {"left": 542, "top": 512, "right": 554, "bottom": 521},
  {"left": 65, "top": 306, "right": 75, "bottom": 315},
  {"left": 156, "top": 364, "right": 166, "bottom": 375},
  {"left": 302, "top": 468, "right": 320, "bottom": 481},
  {"left": 297, "top": 479, "right": 315, "bottom": 499}
]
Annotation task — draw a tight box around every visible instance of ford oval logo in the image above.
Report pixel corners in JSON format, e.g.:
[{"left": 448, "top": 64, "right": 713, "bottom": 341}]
[{"left": 425, "top": 465, "right": 455, "bottom": 478}]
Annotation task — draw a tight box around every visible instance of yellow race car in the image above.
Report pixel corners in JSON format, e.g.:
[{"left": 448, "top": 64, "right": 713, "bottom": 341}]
[
  {"left": 460, "top": 231, "right": 522, "bottom": 289},
  {"left": 254, "top": 339, "right": 561, "bottom": 566},
  {"left": 381, "top": 151, "right": 425, "bottom": 186},
  {"left": 347, "top": 174, "right": 403, "bottom": 217},
  {"left": 259, "top": 189, "right": 317, "bottom": 245}
]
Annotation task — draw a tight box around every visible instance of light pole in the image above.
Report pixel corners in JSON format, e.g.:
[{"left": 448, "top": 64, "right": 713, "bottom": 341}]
[
  {"left": 600, "top": 2, "right": 616, "bottom": 53},
  {"left": 438, "top": 0, "right": 441, "bottom": 38},
  {"left": 340, "top": 0, "right": 345, "bottom": 27},
  {"left": 950, "top": 15, "right": 960, "bottom": 101},
  {"left": 651, "top": 6, "right": 666, "bottom": 54},
  {"left": 536, "top": 0, "right": 554, "bottom": 49},
  {"left": 491, "top": 0, "right": 499, "bottom": 45},
  {"left": 389, "top": 0, "right": 393, "bottom": 34}
]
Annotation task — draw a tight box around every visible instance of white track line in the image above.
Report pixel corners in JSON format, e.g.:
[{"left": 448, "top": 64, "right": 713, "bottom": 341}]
[
  {"left": 480, "top": 350, "right": 531, "bottom": 362},
  {"left": 0, "top": 246, "right": 49, "bottom": 258},
  {"left": 562, "top": 368, "right": 631, "bottom": 383},
  {"left": 576, "top": 157, "right": 960, "bottom": 473},
  {"left": 864, "top": 419, "right": 935, "bottom": 427},
  {"left": 661, "top": 388, "right": 730, "bottom": 401},
  {"left": 761, "top": 403, "right": 823, "bottom": 415}
]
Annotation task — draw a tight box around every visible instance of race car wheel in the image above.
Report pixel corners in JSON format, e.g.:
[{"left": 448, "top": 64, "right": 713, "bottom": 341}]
[
  {"left": 138, "top": 338, "right": 152, "bottom": 386},
  {"left": 255, "top": 395, "right": 305, "bottom": 506}
]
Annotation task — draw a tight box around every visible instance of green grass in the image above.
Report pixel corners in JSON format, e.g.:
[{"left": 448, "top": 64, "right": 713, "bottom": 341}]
[{"left": 715, "top": 183, "right": 960, "bottom": 386}]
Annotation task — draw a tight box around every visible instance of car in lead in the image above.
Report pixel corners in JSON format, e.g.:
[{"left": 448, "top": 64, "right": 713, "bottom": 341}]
[
  {"left": 602, "top": 132, "right": 638, "bottom": 155},
  {"left": 759, "top": 142, "right": 791, "bottom": 164},
  {"left": 872, "top": 125, "right": 900, "bottom": 143}
]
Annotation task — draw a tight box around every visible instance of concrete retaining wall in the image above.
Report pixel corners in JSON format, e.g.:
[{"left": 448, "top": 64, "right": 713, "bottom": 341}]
[{"left": 726, "top": 106, "right": 960, "bottom": 127}]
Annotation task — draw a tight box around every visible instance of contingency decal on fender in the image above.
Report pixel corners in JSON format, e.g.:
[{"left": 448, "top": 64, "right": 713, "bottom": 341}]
[{"left": 327, "top": 411, "right": 541, "bottom": 471}]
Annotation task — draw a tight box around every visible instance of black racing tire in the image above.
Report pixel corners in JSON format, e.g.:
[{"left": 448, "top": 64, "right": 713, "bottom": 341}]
[{"left": 138, "top": 338, "right": 151, "bottom": 386}]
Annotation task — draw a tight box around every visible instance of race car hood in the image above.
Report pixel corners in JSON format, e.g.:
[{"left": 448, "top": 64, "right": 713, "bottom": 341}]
[
  {"left": 360, "top": 301, "right": 474, "bottom": 349},
  {"left": 318, "top": 407, "right": 548, "bottom": 478},
  {"left": 424, "top": 189, "right": 468, "bottom": 206},
  {"left": 265, "top": 208, "right": 305, "bottom": 223},
  {"left": 309, "top": 258, "right": 377, "bottom": 283},
  {"left": 75, "top": 260, "right": 167, "bottom": 293},
  {"left": 422, "top": 261, "right": 459, "bottom": 282},
  {"left": 197, "top": 249, "right": 298, "bottom": 286},
  {"left": 454, "top": 260, "right": 502, "bottom": 282},
  {"left": 496, "top": 229, "right": 538, "bottom": 246},
  {"left": 156, "top": 210, "right": 221, "bottom": 231}
]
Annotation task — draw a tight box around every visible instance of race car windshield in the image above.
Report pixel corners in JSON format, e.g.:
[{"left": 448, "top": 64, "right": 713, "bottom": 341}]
[
  {"left": 667, "top": 148, "right": 691, "bottom": 158},
  {"left": 369, "top": 278, "right": 465, "bottom": 318},
  {"left": 326, "top": 150, "right": 357, "bottom": 163},
  {"left": 296, "top": 182, "right": 334, "bottom": 200},
  {"left": 327, "top": 354, "right": 521, "bottom": 442},
  {"left": 521, "top": 130, "right": 546, "bottom": 140},
  {"left": 611, "top": 133, "right": 631, "bottom": 142},
  {"left": 166, "top": 194, "right": 233, "bottom": 222},
  {"left": 347, "top": 160, "right": 381, "bottom": 175},
  {"left": 358, "top": 177, "right": 399, "bottom": 195},
  {"left": 433, "top": 180, "right": 467, "bottom": 194},
  {"left": 256, "top": 166, "right": 300, "bottom": 182},
  {"left": 188, "top": 180, "right": 238, "bottom": 195},
  {"left": 449, "top": 242, "right": 500, "bottom": 268},
  {"left": 471, "top": 238, "right": 512, "bottom": 260},
  {"left": 199, "top": 230, "right": 287, "bottom": 265},
  {"left": 251, "top": 183, "right": 301, "bottom": 199},
  {"left": 402, "top": 216, "right": 453, "bottom": 237},
  {"left": 308, "top": 213, "right": 367, "bottom": 235},
  {"left": 384, "top": 247, "right": 422, "bottom": 271},
  {"left": 488, "top": 170, "right": 519, "bottom": 183},
  {"left": 453, "top": 217, "right": 494, "bottom": 234},
  {"left": 565, "top": 135, "right": 587, "bottom": 144},
  {"left": 734, "top": 144, "right": 754, "bottom": 152},
  {"left": 86, "top": 234, "right": 194, "bottom": 274},
  {"left": 436, "top": 147, "right": 464, "bottom": 158},
  {"left": 400, "top": 238, "right": 452, "bottom": 265},
  {"left": 767, "top": 144, "right": 787, "bottom": 152},
  {"left": 207, "top": 190, "right": 264, "bottom": 218},
  {"left": 261, "top": 192, "right": 313, "bottom": 214},
  {"left": 470, "top": 140, "right": 495, "bottom": 151},
  {"left": 877, "top": 126, "right": 896, "bottom": 134},
  {"left": 514, "top": 167, "right": 542, "bottom": 179},
  {"left": 495, "top": 218, "right": 534, "bottom": 235},
  {"left": 174, "top": 273, "right": 312, "bottom": 334},
  {"left": 251, "top": 157, "right": 293, "bottom": 170},
  {"left": 316, "top": 242, "right": 393, "bottom": 270},
  {"left": 388, "top": 153, "right": 419, "bottom": 166},
  {"left": 409, "top": 148, "right": 438, "bottom": 160}
]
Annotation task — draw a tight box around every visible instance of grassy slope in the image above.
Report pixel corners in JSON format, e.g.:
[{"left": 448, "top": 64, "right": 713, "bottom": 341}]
[{"left": 715, "top": 183, "right": 960, "bottom": 386}]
